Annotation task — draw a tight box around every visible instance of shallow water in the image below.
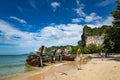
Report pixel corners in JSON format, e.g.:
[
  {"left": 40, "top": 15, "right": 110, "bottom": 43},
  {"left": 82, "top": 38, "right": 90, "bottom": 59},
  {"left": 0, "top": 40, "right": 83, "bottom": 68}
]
[{"left": 0, "top": 55, "right": 30, "bottom": 76}]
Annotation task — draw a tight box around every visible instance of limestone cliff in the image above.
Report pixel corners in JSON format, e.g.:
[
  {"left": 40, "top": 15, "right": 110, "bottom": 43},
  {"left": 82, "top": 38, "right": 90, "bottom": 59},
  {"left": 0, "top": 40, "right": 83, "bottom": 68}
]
[
  {"left": 85, "top": 35, "right": 104, "bottom": 46},
  {"left": 81, "top": 25, "right": 111, "bottom": 46}
]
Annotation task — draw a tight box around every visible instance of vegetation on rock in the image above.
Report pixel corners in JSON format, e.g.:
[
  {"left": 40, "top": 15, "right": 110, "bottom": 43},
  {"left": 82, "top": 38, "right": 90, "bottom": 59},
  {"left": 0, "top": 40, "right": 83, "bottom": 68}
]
[{"left": 82, "top": 25, "right": 111, "bottom": 36}]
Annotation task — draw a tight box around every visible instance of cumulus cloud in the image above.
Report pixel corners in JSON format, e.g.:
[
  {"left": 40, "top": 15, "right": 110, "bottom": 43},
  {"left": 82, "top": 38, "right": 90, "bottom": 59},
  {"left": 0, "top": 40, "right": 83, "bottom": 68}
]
[
  {"left": 9, "top": 16, "right": 27, "bottom": 24},
  {"left": 73, "top": 2, "right": 102, "bottom": 23},
  {"left": 102, "top": 16, "right": 113, "bottom": 25},
  {"left": 85, "top": 13, "right": 102, "bottom": 22},
  {"left": 40, "top": 24, "right": 83, "bottom": 46},
  {"left": 40, "top": 26, "right": 63, "bottom": 39},
  {"left": 97, "top": 0, "right": 114, "bottom": 7},
  {"left": 0, "top": 19, "right": 83, "bottom": 48},
  {"left": 51, "top": 2, "right": 60, "bottom": 11},
  {"left": 85, "top": 16, "right": 113, "bottom": 28},
  {"left": 72, "top": 12, "right": 102, "bottom": 23},
  {"left": 0, "top": 19, "right": 36, "bottom": 45}
]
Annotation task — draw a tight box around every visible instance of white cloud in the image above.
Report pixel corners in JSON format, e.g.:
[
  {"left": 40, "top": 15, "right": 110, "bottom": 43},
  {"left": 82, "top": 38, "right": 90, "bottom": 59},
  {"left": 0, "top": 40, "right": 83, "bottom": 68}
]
[
  {"left": 85, "top": 16, "right": 113, "bottom": 28},
  {"left": 40, "top": 24, "right": 83, "bottom": 46},
  {"left": 0, "top": 19, "right": 40, "bottom": 48},
  {"left": 102, "top": 16, "right": 113, "bottom": 25},
  {"left": 97, "top": 0, "right": 114, "bottom": 7},
  {"left": 74, "top": 4, "right": 86, "bottom": 17},
  {"left": 40, "top": 26, "right": 64, "bottom": 39},
  {"left": 73, "top": 3, "right": 102, "bottom": 23},
  {"left": 9, "top": 16, "right": 27, "bottom": 24},
  {"left": 51, "top": 2, "right": 60, "bottom": 11},
  {"left": 85, "top": 13, "right": 102, "bottom": 22},
  {"left": 72, "top": 18, "right": 81, "bottom": 23},
  {"left": 0, "top": 20, "right": 32, "bottom": 44},
  {"left": 72, "top": 12, "right": 102, "bottom": 23},
  {"left": 0, "top": 19, "right": 83, "bottom": 49}
]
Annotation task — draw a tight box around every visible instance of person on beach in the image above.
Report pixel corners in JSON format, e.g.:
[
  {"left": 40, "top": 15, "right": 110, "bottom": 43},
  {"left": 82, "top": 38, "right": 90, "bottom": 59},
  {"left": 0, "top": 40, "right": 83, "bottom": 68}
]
[
  {"left": 74, "top": 48, "right": 82, "bottom": 70},
  {"left": 39, "top": 45, "right": 45, "bottom": 67},
  {"left": 101, "top": 52, "right": 105, "bottom": 61}
]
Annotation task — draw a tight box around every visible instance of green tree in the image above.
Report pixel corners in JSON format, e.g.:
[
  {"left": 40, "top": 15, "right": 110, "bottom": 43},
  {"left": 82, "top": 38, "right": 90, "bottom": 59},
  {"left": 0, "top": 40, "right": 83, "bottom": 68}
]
[
  {"left": 83, "top": 47, "right": 90, "bottom": 54},
  {"left": 112, "top": 0, "right": 120, "bottom": 27},
  {"left": 84, "top": 44, "right": 97, "bottom": 54},
  {"left": 78, "top": 40, "right": 84, "bottom": 46},
  {"left": 103, "top": 1, "right": 120, "bottom": 53},
  {"left": 96, "top": 45, "right": 104, "bottom": 53}
]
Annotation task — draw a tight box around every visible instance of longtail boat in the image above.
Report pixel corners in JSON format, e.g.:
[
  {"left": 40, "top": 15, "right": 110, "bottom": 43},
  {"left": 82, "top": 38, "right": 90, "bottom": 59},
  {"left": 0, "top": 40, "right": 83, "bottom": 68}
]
[
  {"left": 26, "top": 46, "right": 76, "bottom": 67},
  {"left": 26, "top": 54, "right": 76, "bottom": 67}
]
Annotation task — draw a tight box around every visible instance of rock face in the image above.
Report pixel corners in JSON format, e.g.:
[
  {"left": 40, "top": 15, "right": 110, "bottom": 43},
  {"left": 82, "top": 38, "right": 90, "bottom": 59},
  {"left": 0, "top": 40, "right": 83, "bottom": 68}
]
[
  {"left": 81, "top": 26, "right": 107, "bottom": 46},
  {"left": 85, "top": 35, "right": 104, "bottom": 46}
]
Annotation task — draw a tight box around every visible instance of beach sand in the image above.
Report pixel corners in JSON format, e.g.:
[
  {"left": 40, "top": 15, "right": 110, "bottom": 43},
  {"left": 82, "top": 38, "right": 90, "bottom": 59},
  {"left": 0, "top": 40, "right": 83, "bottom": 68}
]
[{"left": 1, "top": 58, "right": 120, "bottom": 80}]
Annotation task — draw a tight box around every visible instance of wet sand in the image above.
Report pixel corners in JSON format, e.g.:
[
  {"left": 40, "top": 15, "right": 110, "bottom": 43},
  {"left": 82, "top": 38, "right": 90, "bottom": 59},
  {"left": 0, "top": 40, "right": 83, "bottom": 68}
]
[{"left": 1, "top": 58, "right": 120, "bottom": 80}]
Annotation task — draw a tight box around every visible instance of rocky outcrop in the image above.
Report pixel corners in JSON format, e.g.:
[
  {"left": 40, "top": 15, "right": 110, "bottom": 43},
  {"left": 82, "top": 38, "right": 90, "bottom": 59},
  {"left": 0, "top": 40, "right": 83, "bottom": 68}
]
[
  {"left": 85, "top": 35, "right": 104, "bottom": 46},
  {"left": 81, "top": 25, "right": 109, "bottom": 46}
]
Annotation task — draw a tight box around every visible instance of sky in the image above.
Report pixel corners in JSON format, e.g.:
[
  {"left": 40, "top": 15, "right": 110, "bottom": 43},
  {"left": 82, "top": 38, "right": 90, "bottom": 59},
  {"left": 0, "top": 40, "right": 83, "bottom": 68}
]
[{"left": 0, "top": 0, "right": 117, "bottom": 55}]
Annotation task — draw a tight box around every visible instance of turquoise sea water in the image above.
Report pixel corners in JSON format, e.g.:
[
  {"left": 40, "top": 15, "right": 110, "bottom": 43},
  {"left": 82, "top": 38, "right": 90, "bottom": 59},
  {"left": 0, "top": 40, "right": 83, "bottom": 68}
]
[{"left": 0, "top": 55, "right": 29, "bottom": 76}]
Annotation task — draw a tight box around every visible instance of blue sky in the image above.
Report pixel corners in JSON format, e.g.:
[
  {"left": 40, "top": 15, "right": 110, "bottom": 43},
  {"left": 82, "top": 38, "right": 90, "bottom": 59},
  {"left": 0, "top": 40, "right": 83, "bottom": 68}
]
[{"left": 0, "top": 0, "right": 117, "bottom": 55}]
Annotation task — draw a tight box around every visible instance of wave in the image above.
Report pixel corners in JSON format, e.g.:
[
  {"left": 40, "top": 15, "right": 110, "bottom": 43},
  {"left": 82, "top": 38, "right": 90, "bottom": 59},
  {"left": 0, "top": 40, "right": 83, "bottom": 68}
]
[{"left": 0, "top": 63, "right": 26, "bottom": 68}]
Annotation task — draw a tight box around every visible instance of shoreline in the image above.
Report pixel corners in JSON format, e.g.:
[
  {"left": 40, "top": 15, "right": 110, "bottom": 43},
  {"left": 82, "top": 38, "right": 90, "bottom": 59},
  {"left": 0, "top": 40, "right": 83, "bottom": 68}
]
[
  {"left": 1, "top": 57, "right": 120, "bottom": 80},
  {"left": 0, "top": 61, "right": 74, "bottom": 80},
  {"left": 0, "top": 64, "right": 37, "bottom": 77}
]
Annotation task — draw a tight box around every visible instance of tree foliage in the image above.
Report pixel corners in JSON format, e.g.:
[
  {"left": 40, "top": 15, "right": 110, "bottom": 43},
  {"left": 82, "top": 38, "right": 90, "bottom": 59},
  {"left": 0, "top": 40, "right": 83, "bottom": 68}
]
[
  {"left": 112, "top": 0, "right": 120, "bottom": 27},
  {"left": 78, "top": 44, "right": 105, "bottom": 54},
  {"left": 104, "top": 1, "right": 120, "bottom": 53},
  {"left": 104, "top": 27, "right": 120, "bottom": 53}
]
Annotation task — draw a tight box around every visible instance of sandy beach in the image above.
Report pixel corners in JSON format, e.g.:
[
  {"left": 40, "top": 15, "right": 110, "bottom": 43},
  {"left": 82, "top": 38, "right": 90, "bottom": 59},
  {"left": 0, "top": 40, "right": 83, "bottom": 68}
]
[{"left": 1, "top": 57, "right": 120, "bottom": 80}]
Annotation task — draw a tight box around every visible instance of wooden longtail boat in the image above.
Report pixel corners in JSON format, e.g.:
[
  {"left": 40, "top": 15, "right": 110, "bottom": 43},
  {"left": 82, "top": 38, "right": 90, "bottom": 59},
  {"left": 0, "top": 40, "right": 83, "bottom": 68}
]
[
  {"left": 26, "top": 54, "right": 76, "bottom": 67},
  {"left": 26, "top": 46, "right": 76, "bottom": 67},
  {"left": 26, "top": 54, "right": 40, "bottom": 67},
  {"left": 62, "top": 55, "right": 76, "bottom": 61}
]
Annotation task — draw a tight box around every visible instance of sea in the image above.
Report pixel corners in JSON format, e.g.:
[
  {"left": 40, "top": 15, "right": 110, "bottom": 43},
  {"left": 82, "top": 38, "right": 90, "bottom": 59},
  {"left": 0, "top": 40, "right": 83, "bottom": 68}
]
[{"left": 0, "top": 54, "right": 32, "bottom": 76}]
